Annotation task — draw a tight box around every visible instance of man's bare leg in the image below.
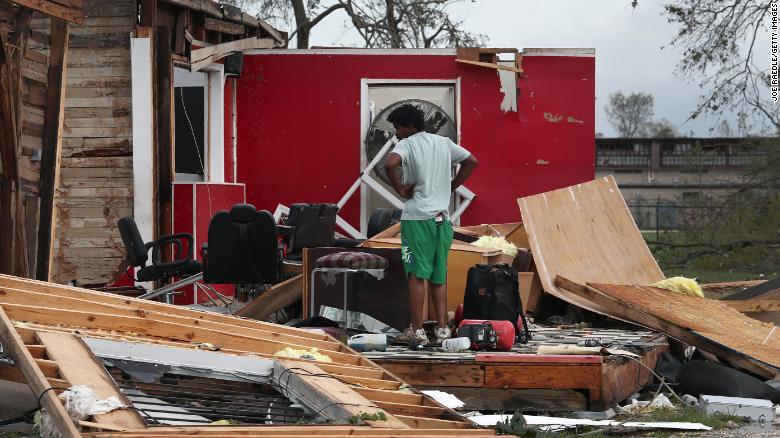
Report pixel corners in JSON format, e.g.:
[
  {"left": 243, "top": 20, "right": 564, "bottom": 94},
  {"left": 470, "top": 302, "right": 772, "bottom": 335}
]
[
  {"left": 408, "top": 275, "right": 426, "bottom": 330},
  {"left": 429, "top": 282, "right": 448, "bottom": 328}
]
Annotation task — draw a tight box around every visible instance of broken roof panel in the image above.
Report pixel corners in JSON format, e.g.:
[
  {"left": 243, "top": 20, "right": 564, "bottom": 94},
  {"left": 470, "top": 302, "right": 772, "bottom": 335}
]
[{"left": 0, "top": 274, "right": 497, "bottom": 437}]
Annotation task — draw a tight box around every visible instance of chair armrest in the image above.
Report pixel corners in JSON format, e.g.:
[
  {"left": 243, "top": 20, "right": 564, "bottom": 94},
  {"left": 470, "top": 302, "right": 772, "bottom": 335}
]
[
  {"left": 151, "top": 233, "right": 194, "bottom": 269},
  {"left": 277, "top": 224, "right": 294, "bottom": 238}
]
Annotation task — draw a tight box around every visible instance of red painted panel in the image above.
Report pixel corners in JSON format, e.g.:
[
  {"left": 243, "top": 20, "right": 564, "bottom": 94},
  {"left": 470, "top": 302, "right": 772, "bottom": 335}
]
[
  {"left": 235, "top": 52, "right": 594, "bottom": 227},
  {"left": 224, "top": 78, "right": 236, "bottom": 183}
]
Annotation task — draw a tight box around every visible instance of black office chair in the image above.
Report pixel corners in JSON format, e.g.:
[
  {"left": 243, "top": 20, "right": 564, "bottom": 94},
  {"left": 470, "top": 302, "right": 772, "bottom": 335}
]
[
  {"left": 118, "top": 217, "right": 202, "bottom": 283},
  {"left": 201, "top": 204, "right": 281, "bottom": 285},
  {"left": 279, "top": 203, "right": 340, "bottom": 261}
]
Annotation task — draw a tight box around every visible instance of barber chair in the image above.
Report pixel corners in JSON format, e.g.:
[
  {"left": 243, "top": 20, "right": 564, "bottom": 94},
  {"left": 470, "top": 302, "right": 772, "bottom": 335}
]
[{"left": 201, "top": 204, "right": 281, "bottom": 285}]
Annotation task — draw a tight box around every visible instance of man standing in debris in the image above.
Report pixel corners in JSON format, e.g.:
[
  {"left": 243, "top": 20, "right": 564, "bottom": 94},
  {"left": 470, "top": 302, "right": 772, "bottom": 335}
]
[{"left": 384, "top": 103, "right": 479, "bottom": 346}]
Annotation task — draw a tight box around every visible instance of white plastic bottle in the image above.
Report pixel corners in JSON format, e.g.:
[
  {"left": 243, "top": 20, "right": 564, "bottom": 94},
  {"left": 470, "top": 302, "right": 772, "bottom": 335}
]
[{"left": 441, "top": 337, "right": 471, "bottom": 352}]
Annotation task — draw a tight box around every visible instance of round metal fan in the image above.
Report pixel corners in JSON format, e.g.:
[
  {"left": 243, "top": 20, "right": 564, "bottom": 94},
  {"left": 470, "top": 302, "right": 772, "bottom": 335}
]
[{"left": 364, "top": 99, "right": 457, "bottom": 185}]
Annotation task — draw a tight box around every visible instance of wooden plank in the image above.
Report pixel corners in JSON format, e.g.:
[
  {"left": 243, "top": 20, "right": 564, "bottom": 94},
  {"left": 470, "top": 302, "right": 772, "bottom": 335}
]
[
  {"left": 0, "top": 363, "right": 69, "bottom": 387},
  {"left": 379, "top": 362, "right": 484, "bottom": 387},
  {"left": 0, "top": 273, "right": 332, "bottom": 341},
  {"left": 586, "top": 282, "right": 780, "bottom": 375},
  {"left": 600, "top": 344, "right": 666, "bottom": 410},
  {"left": 37, "top": 332, "right": 146, "bottom": 429},
  {"left": 0, "top": 307, "right": 80, "bottom": 437},
  {"left": 724, "top": 300, "right": 780, "bottom": 313},
  {"left": 36, "top": 17, "right": 69, "bottom": 281},
  {"left": 203, "top": 17, "right": 244, "bottom": 35},
  {"left": 0, "top": 300, "right": 359, "bottom": 364},
  {"left": 155, "top": 26, "right": 173, "bottom": 250},
  {"left": 420, "top": 386, "right": 587, "bottom": 412},
  {"left": 475, "top": 353, "right": 603, "bottom": 364},
  {"left": 484, "top": 363, "right": 602, "bottom": 402},
  {"left": 393, "top": 415, "right": 472, "bottom": 429},
  {"left": 236, "top": 274, "right": 302, "bottom": 319},
  {"left": 556, "top": 276, "right": 780, "bottom": 379},
  {"left": 518, "top": 177, "right": 665, "bottom": 315},
  {"left": 273, "top": 359, "right": 409, "bottom": 428},
  {"left": 80, "top": 427, "right": 495, "bottom": 436},
  {"left": 10, "top": 0, "right": 84, "bottom": 23},
  {"left": 189, "top": 37, "right": 277, "bottom": 71}
]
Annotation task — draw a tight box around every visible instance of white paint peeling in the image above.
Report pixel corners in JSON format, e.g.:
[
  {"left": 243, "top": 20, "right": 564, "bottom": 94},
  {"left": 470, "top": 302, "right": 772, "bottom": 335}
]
[
  {"left": 544, "top": 112, "right": 563, "bottom": 123},
  {"left": 497, "top": 63, "right": 517, "bottom": 113},
  {"left": 566, "top": 116, "right": 585, "bottom": 124},
  {"left": 537, "top": 159, "right": 550, "bottom": 165},
  {"left": 568, "top": 187, "right": 580, "bottom": 210}
]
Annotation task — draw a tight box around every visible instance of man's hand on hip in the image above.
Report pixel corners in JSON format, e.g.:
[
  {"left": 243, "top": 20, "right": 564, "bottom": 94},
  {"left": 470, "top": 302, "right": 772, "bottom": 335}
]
[{"left": 398, "top": 185, "right": 415, "bottom": 199}]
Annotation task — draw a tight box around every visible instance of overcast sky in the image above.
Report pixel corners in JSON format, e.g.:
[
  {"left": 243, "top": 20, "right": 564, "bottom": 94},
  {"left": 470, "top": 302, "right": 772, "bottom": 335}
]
[{"left": 262, "top": 0, "right": 772, "bottom": 137}]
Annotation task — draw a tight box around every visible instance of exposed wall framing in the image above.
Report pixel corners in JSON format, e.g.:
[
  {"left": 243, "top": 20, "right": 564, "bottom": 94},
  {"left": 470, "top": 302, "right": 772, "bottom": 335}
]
[
  {"left": 0, "top": 0, "right": 79, "bottom": 280},
  {"left": 42, "top": 0, "right": 284, "bottom": 286}
]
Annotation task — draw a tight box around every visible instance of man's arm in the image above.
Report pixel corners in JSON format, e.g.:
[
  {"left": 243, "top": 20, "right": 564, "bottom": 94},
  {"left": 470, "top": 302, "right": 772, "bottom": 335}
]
[
  {"left": 451, "top": 154, "right": 478, "bottom": 192},
  {"left": 385, "top": 153, "right": 413, "bottom": 199}
]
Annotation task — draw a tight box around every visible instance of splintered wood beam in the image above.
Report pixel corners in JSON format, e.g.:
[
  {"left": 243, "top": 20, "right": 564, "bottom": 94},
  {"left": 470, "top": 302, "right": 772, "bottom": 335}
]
[
  {"left": 0, "top": 307, "right": 80, "bottom": 438},
  {"left": 37, "top": 332, "right": 146, "bottom": 429},
  {"left": 0, "top": 364, "right": 69, "bottom": 387},
  {"left": 723, "top": 300, "right": 780, "bottom": 313},
  {"left": 10, "top": 0, "right": 84, "bottom": 23},
  {"left": 0, "top": 303, "right": 362, "bottom": 365},
  {"left": 0, "top": 274, "right": 331, "bottom": 342},
  {"left": 189, "top": 37, "right": 277, "bottom": 71},
  {"left": 273, "top": 359, "right": 409, "bottom": 428},
  {"left": 236, "top": 274, "right": 302, "bottom": 319},
  {"left": 36, "top": 17, "right": 69, "bottom": 281},
  {"left": 0, "top": 284, "right": 344, "bottom": 353},
  {"left": 203, "top": 17, "right": 245, "bottom": 35}
]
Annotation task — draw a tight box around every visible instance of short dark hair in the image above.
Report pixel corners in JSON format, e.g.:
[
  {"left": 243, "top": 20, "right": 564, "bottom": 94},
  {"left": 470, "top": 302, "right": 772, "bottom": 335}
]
[{"left": 387, "top": 104, "right": 426, "bottom": 131}]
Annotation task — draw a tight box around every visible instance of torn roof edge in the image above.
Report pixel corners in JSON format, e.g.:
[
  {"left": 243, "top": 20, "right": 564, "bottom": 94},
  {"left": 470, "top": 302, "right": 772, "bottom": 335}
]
[{"left": 243, "top": 47, "right": 596, "bottom": 57}]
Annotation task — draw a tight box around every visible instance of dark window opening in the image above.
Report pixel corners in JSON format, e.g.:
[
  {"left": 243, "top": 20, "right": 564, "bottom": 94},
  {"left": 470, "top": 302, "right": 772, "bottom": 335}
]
[{"left": 174, "top": 86, "right": 206, "bottom": 175}]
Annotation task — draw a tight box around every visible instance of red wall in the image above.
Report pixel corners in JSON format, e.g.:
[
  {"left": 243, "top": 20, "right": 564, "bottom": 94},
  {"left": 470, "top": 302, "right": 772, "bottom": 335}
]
[{"left": 235, "top": 51, "right": 595, "bottom": 226}]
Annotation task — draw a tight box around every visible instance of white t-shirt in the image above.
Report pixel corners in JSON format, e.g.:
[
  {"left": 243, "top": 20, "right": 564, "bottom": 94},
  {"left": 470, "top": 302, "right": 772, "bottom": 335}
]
[{"left": 389, "top": 132, "right": 471, "bottom": 220}]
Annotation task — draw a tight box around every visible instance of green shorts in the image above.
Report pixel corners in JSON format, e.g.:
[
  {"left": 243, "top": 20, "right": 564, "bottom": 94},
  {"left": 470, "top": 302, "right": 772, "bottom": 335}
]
[{"left": 400, "top": 218, "right": 453, "bottom": 285}]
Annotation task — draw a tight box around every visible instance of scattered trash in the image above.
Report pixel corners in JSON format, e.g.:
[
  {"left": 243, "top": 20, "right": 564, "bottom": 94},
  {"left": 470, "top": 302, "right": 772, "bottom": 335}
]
[
  {"left": 537, "top": 344, "right": 639, "bottom": 357},
  {"left": 617, "top": 394, "right": 675, "bottom": 414},
  {"left": 60, "top": 385, "right": 127, "bottom": 419},
  {"left": 347, "top": 334, "right": 387, "bottom": 352},
  {"left": 471, "top": 235, "right": 518, "bottom": 256},
  {"left": 441, "top": 337, "right": 471, "bottom": 352},
  {"left": 699, "top": 395, "right": 775, "bottom": 423},
  {"left": 273, "top": 347, "right": 332, "bottom": 362},
  {"left": 420, "top": 390, "right": 465, "bottom": 410},
  {"left": 472, "top": 413, "right": 713, "bottom": 431},
  {"left": 652, "top": 276, "right": 703, "bottom": 298}
]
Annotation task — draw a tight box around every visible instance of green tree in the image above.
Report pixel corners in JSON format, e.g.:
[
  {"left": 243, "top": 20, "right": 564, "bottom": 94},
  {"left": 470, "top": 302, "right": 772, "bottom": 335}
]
[
  {"left": 604, "top": 92, "right": 656, "bottom": 137},
  {"left": 235, "top": 0, "right": 485, "bottom": 49}
]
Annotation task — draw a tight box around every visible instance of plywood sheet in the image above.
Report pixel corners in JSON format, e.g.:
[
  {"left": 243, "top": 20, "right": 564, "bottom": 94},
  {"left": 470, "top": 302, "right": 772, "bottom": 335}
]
[
  {"left": 517, "top": 176, "right": 664, "bottom": 313},
  {"left": 588, "top": 282, "right": 780, "bottom": 372}
]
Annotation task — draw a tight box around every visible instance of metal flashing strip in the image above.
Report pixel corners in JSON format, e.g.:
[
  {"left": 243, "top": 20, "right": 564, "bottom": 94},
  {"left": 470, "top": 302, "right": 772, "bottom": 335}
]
[
  {"left": 244, "top": 48, "right": 458, "bottom": 56},
  {"left": 522, "top": 48, "right": 595, "bottom": 57},
  {"left": 84, "top": 337, "right": 275, "bottom": 383}
]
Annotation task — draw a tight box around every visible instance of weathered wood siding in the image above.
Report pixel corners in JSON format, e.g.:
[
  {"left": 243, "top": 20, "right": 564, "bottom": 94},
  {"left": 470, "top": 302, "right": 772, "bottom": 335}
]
[
  {"left": 40, "top": 0, "right": 135, "bottom": 285},
  {"left": 1, "top": 6, "right": 50, "bottom": 276}
]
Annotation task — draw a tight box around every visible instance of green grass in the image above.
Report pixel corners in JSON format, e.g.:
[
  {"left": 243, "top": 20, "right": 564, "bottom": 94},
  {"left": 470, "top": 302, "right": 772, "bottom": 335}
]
[
  {"left": 641, "top": 230, "right": 773, "bottom": 284},
  {"left": 642, "top": 406, "right": 742, "bottom": 429}
]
